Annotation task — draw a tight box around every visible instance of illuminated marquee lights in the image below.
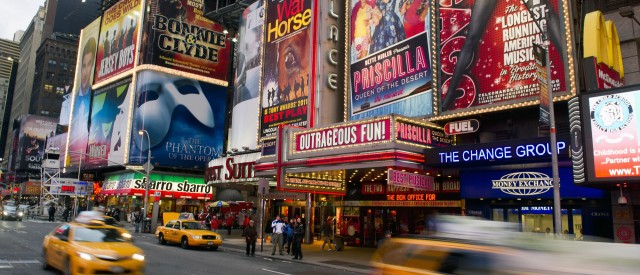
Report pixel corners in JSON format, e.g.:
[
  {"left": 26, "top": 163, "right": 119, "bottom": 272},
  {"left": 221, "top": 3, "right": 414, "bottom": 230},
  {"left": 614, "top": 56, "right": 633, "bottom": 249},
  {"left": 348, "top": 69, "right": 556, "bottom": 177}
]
[{"left": 431, "top": 0, "right": 576, "bottom": 120}]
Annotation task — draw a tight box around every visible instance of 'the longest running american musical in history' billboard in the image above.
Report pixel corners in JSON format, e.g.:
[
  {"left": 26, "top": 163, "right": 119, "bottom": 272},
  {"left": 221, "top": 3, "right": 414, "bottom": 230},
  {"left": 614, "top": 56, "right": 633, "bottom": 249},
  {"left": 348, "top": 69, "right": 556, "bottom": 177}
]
[
  {"left": 439, "top": 0, "right": 568, "bottom": 114},
  {"left": 260, "top": 0, "right": 314, "bottom": 139}
]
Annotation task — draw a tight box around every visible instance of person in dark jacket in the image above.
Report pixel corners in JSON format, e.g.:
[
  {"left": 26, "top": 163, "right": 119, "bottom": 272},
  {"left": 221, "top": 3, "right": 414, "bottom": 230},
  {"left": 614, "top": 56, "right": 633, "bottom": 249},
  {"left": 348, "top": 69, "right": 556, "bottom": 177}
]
[
  {"left": 321, "top": 219, "right": 335, "bottom": 251},
  {"left": 62, "top": 207, "right": 70, "bottom": 222},
  {"left": 48, "top": 204, "right": 56, "bottom": 222},
  {"left": 243, "top": 220, "right": 258, "bottom": 256},
  {"left": 292, "top": 218, "right": 304, "bottom": 260},
  {"left": 284, "top": 220, "right": 294, "bottom": 254}
]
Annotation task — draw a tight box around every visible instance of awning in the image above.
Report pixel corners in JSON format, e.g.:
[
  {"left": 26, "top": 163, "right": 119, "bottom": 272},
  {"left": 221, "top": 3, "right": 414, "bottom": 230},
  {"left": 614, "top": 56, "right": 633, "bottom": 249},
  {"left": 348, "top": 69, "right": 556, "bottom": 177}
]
[
  {"left": 100, "top": 188, "right": 214, "bottom": 200},
  {"left": 216, "top": 189, "right": 244, "bottom": 201}
]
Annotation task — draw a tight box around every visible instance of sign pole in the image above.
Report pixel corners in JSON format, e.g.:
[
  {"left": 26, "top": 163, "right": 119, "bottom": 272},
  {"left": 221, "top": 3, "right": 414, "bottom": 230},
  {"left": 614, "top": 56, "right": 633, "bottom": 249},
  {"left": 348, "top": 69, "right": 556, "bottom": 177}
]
[{"left": 541, "top": 24, "right": 562, "bottom": 235}]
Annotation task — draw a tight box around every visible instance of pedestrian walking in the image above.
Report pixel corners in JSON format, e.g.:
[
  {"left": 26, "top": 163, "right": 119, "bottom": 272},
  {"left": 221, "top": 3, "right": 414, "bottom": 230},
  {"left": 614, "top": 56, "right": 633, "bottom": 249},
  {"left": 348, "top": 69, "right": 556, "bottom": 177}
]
[
  {"left": 62, "top": 206, "right": 70, "bottom": 222},
  {"left": 227, "top": 215, "right": 234, "bottom": 235},
  {"left": 322, "top": 218, "right": 335, "bottom": 251},
  {"left": 271, "top": 217, "right": 285, "bottom": 255},
  {"left": 292, "top": 218, "right": 304, "bottom": 260},
  {"left": 48, "top": 204, "right": 56, "bottom": 222},
  {"left": 133, "top": 207, "right": 142, "bottom": 233},
  {"left": 243, "top": 220, "right": 258, "bottom": 257},
  {"left": 284, "top": 220, "right": 294, "bottom": 254}
]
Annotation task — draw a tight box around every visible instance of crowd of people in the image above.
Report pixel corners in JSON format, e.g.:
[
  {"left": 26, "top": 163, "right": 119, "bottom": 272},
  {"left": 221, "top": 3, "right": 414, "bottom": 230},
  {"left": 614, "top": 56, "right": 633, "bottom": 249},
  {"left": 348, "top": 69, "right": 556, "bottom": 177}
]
[{"left": 266, "top": 215, "right": 306, "bottom": 260}]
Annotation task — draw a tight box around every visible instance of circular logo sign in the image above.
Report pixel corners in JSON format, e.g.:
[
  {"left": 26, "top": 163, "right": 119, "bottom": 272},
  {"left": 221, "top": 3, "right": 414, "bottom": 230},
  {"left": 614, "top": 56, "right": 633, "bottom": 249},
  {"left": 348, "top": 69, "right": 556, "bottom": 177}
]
[
  {"left": 591, "top": 95, "right": 633, "bottom": 133},
  {"left": 616, "top": 225, "right": 632, "bottom": 242}
]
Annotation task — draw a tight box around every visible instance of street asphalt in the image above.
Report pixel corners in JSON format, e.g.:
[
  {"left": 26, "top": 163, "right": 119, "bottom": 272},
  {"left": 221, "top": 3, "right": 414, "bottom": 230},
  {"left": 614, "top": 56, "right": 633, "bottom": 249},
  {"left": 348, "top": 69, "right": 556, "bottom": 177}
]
[{"left": 0, "top": 218, "right": 362, "bottom": 275}]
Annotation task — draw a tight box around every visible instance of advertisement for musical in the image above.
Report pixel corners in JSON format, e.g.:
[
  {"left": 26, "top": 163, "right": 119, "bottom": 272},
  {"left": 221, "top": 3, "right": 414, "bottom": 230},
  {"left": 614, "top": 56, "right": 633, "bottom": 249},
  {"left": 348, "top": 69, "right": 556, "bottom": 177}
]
[
  {"left": 583, "top": 87, "right": 640, "bottom": 181},
  {"left": 349, "top": 0, "right": 433, "bottom": 120},
  {"left": 230, "top": 1, "right": 264, "bottom": 150},
  {"left": 129, "top": 70, "right": 227, "bottom": 169},
  {"left": 439, "top": 0, "right": 568, "bottom": 114},
  {"left": 260, "top": 0, "right": 314, "bottom": 139},
  {"left": 86, "top": 78, "right": 134, "bottom": 169},
  {"left": 142, "top": 0, "right": 230, "bottom": 81},
  {"left": 94, "top": 0, "right": 142, "bottom": 85},
  {"left": 15, "top": 115, "right": 58, "bottom": 171},
  {"left": 66, "top": 17, "right": 101, "bottom": 168}
]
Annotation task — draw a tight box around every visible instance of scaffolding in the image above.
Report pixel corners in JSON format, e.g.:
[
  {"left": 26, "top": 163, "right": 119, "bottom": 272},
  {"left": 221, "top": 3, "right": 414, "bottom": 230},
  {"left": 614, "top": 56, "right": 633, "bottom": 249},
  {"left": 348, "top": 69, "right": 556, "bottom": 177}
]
[{"left": 40, "top": 149, "right": 61, "bottom": 215}]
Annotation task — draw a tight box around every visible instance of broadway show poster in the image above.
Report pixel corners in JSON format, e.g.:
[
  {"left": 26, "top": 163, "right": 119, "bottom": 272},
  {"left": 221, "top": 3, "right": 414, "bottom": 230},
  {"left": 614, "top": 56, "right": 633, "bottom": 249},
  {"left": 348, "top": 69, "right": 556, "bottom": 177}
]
[
  {"left": 260, "top": 0, "right": 314, "bottom": 139},
  {"left": 86, "top": 78, "right": 134, "bottom": 169},
  {"left": 129, "top": 70, "right": 227, "bottom": 169},
  {"left": 585, "top": 89, "right": 640, "bottom": 181},
  {"left": 230, "top": 1, "right": 264, "bottom": 150},
  {"left": 142, "top": 0, "right": 230, "bottom": 81},
  {"left": 439, "top": 0, "right": 568, "bottom": 114},
  {"left": 15, "top": 115, "right": 58, "bottom": 171},
  {"left": 349, "top": 0, "right": 433, "bottom": 120},
  {"left": 94, "top": 0, "right": 142, "bottom": 85},
  {"left": 66, "top": 17, "right": 101, "bottom": 169}
]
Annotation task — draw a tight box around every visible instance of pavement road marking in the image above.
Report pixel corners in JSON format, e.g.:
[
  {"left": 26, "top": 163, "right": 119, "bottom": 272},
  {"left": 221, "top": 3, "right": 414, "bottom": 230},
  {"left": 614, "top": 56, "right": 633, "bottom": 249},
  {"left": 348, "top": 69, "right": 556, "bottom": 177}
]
[
  {"left": 261, "top": 268, "right": 291, "bottom": 275},
  {"left": 0, "top": 260, "right": 41, "bottom": 264}
]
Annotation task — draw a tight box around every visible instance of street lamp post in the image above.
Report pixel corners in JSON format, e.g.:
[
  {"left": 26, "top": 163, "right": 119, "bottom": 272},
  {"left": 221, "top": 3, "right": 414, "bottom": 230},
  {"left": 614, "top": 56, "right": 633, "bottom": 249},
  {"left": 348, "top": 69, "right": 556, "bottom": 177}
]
[{"left": 138, "top": 130, "right": 151, "bottom": 219}]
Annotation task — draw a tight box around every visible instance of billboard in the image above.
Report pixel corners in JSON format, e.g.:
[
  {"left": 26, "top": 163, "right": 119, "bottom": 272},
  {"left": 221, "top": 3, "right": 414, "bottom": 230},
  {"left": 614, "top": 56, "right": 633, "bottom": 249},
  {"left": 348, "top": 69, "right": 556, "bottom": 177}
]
[
  {"left": 348, "top": 0, "right": 434, "bottom": 120},
  {"left": 439, "top": 0, "right": 571, "bottom": 115},
  {"left": 259, "top": 0, "right": 314, "bottom": 139},
  {"left": 66, "top": 17, "right": 101, "bottom": 168},
  {"left": 142, "top": 0, "right": 230, "bottom": 80},
  {"left": 129, "top": 70, "right": 227, "bottom": 169},
  {"left": 15, "top": 116, "right": 58, "bottom": 171},
  {"left": 86, "top": 78, "right": 134, "bottom": 169},
  {"left": 581, "top": 85, "right": 640, "bottom": 182},
  {"left": 94, "top": 0, "right": 142, "bottom": 84},
  {"left": 230, "top": 1, "right": 264, "bottom": 150}
]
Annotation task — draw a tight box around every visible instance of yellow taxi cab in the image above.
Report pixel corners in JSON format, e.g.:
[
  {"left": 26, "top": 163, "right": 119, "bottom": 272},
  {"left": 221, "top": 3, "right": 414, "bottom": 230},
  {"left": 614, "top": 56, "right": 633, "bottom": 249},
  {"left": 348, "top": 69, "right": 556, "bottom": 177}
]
[
  {"left": 155, "top": 219, "right": 222, "bottom": 250},
  {"left": 42, "top": 217, "right": 145, "bottom": 274}
]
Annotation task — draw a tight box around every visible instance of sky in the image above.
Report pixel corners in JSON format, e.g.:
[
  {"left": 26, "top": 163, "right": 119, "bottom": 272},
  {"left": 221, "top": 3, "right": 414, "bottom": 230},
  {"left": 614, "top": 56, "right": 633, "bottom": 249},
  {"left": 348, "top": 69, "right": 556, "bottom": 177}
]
[{"left": 0, "top": 0, "right": 46, "bottom": 41}]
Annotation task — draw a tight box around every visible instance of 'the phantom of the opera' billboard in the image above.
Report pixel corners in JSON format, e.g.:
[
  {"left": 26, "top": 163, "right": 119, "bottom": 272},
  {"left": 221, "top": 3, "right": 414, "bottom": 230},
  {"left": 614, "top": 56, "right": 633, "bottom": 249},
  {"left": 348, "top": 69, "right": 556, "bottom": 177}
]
[
  {"left": 230, "top": 1, "right": 263, "bottom": 150},
  {"left": 66, "top": 17, "right": 101, "bottom": 168},
  {"left": 260, "top": 0, "right": 314, "bottom": 139},
  {"left": 129, "top": 70, "right": 227, "bottom": 169},
  {"left": 15, "top": 116, "right": 58, "bottom": 171},
  {"left": 86, "top": 78, "right": 134, "bottom": 169},
  {"left": 439, "top": 0, "right": 571, "bottom": 115},
  {"left": 581, "top": 85, "right": 640, "bottom": 183},
  {"left": 142, "top": 0, "right": 230, "bottom": 81},
  {"left": 349, "top": 0, "right": 434, "bottom": 120},
  {"left": 94, "top": 0, "right": 142, "bottom": 84}
]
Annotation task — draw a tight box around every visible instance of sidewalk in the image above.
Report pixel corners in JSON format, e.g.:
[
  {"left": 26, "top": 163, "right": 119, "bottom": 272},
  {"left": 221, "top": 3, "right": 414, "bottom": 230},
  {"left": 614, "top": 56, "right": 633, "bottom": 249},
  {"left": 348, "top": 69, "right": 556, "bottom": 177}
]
[
  {"left": 129, "top": 224, "right": 376, "bottom": 274},
  {"left": 218, "top": 230, "right": 376, "bottom": 274}
]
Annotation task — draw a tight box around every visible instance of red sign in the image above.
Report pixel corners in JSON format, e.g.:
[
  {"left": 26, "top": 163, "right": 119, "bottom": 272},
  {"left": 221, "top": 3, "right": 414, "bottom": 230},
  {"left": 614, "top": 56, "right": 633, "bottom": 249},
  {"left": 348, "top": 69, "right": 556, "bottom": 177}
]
[
  {"left": 439, "top": 0, "right": 568, "bottom": 114},
  {"left": 395, "top": 120, "right": 453, "bottom": 147},
  {"left": 61, "top": 186, "right": 75, "bottom": 193},
  {"left": 444, "top": 119, "right": 480, "bottom": 135},
  {"left": 387, "top": 169, "right": 435, "bottom": 191},
  {"left": 616, "top": 225, "right": 633, "bottom": 243},
  {"left": 386, "top": 193, "right": 437, "bottom": 201},
  {"left": 294, "top": 117, "right": 391, "bottom": 152},
  {"left": 584, "top": 57, "right": 624, "bottom": 91}
]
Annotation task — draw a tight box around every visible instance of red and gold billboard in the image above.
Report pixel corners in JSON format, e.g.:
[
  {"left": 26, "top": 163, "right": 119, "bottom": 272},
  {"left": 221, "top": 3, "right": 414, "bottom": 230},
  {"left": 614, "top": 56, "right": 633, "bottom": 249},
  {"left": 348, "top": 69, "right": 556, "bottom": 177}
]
[
  {"left": 141, "top": 0, "right": 230, "bottom": 81},
  {"left": 94, "top": 0, "right": 142, "bottom": 84},
  {"left": 581, "top": 85, "right": 640, "bottom": 182},
  {"left": 438, "top": 0, "right": 573, "bottom": 116},
  {"left": 259, "top": 0, "right": 315, "bottom": 139}
]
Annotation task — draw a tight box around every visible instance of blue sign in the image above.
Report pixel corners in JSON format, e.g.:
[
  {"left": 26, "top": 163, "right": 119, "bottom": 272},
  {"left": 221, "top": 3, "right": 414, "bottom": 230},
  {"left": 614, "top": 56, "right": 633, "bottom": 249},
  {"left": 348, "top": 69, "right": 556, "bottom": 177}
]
[
  {"left": 425, "top": 136, "right": 570, "bottom": 167},
  {"left": 460, "top": 167, "right": 604, "bottom": 199}
]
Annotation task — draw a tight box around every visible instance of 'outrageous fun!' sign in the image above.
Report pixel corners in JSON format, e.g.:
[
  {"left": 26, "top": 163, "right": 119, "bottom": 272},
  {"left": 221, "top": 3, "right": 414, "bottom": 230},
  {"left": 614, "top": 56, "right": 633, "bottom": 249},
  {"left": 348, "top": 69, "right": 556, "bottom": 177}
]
[{"left": 294, "top": 117, "right": 391, "bottom": 152}]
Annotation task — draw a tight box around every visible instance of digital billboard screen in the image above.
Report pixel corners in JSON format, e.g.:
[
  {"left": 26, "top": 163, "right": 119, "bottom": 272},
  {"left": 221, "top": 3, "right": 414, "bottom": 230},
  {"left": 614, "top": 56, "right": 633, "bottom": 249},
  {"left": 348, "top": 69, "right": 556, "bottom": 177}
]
[
  {"left": 581, "top": 85, "right": 640, "bottom": 183},
  {"left": 141, "top": 0, "right": 230, "bottom": 81},
  {"left": 438, "top": 0, "right": 571, "bottom": 116},
  {"left": 348, "top": 0, "right": 434, "bottom": 120},
  {"left": 129, "top": 70, "right": 227, "bottom": 169}
]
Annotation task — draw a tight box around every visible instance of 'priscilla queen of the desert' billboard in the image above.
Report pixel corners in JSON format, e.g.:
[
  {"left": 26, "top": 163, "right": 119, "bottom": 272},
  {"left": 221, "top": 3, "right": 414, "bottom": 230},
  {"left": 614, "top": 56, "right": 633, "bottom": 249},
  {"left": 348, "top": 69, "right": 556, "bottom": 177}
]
[{"left": 349, "top": 0, "right": 434, "bottom": 120}]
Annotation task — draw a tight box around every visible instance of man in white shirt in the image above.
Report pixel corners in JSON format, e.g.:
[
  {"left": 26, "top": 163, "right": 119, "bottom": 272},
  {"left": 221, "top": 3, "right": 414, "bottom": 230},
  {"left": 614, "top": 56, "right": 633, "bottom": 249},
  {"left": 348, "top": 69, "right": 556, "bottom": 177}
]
[{"left": 271, "top": 216, "right": 285, "bottom": 255}]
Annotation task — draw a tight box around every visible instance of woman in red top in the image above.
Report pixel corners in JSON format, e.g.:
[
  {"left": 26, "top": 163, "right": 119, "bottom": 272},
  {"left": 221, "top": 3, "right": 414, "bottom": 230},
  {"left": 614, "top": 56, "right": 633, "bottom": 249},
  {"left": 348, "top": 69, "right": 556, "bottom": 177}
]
[
  {"left": 243, "top": 216, "right": 250, "bottom": 229},
  {"left": 227, "top": 215, "right": 235, "bottom": 235}
]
